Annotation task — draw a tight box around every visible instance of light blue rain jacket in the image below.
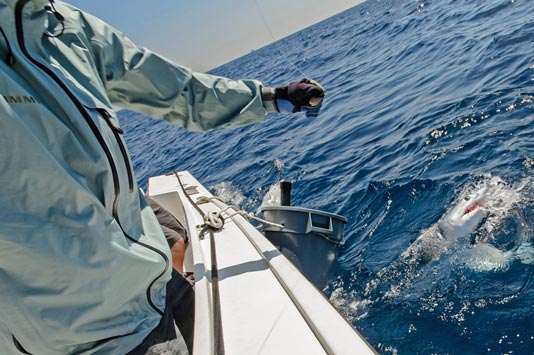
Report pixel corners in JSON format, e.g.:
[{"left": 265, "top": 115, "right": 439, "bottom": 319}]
[{"left": 0, "top": 0, "right": 276, "bottom": 354}]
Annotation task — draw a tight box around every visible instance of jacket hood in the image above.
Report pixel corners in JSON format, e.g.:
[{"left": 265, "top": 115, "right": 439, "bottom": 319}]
[
  {"left": 0, "top": 0, "right": 49, "bottom": 7},
  {"left": 0, "top": 0, "right": 51, "bottom": 26},
  {"left": 0, "top": 0, "right": 58, "bottom": 42}
]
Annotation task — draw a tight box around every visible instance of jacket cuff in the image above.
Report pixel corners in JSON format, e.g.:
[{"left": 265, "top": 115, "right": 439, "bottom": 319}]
[{"left": 261, "top": 86, "right": 279, "bottom": 112}]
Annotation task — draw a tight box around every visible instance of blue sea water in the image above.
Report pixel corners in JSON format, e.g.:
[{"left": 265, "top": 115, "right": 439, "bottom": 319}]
[{"left": 119, "top": 0, "right": 534, "bottom": 354}]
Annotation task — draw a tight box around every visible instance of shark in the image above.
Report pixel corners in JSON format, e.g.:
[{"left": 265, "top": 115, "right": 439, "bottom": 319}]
[
  {"left": 412, "top": 176, "right": 533, "bottom": 272},
  {"left": 363, "top": 176, "right": 532, "bottom": 302}
]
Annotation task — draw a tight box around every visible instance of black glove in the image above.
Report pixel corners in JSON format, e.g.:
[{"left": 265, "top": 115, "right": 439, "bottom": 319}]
[{"left": 275, "top": 79, "right": 324, "bottom": 113}]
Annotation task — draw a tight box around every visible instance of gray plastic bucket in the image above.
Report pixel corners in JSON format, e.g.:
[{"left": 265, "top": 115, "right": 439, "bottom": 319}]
[{"left": 261, "top": 206, "right": 347, "bottom": 288}]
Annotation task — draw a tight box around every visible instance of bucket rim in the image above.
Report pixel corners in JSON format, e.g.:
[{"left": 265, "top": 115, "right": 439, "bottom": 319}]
[{"left": 260, "top": 206, "right": 348, "bottom": 223}]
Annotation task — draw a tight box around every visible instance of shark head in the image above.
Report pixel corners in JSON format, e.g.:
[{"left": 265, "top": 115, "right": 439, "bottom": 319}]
[{"left": 438, "top": 185, "right": 490, "bottom": 241}]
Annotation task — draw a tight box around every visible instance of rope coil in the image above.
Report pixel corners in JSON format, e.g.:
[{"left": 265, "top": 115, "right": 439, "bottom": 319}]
[
  {"left": 198, "top": 212, "right": 225, "bottom": 240},
  {"left": 196, "top": 196, "right": 284, "bottom": 233},
  {"left": 204, "top": 211, "right": 225, "bottom": 229}
]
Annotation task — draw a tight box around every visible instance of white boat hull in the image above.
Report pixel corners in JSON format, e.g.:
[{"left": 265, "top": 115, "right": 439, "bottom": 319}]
[{"left": 147, "top": 171, "right": 376, "bottom": 355}]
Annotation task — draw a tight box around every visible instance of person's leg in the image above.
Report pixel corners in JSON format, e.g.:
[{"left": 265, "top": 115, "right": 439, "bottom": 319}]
[
  {"left": 143, "top": 197, "right": 195, "bottom": 352},
  {"left": 126, "top": 309, "right": 187, "bottom": 355},
  {"left": 126, "top": 287, "right": 192, "bottom": 355},
  {"left": 161, "top": 225, "right": 188, "bottom": 273},
  {"left": 146, "top": 196, "right": 188, "bottom": 243},
  {"left": 166, "top": 270, "right": 195, "bottom": 353},
  {"left": 146, "top": 196, "right": 190, "bottom": 274},
  {"left": 126, "top": 273, "right": 192, "bottom": 355}
]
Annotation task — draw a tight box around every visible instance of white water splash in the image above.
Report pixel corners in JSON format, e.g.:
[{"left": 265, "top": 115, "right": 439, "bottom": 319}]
[
  {"left": 464, "top": 243, "right": 515, "bottom": 272},
  {"left": 464, "top": 242, "right": 534, "bottom": 272},
  {"left": 259, "top": 183, "right": 282, "bottom": 209},
  {"left": 210, "top": 181, "right": 245, "bottom": 207},
  {"left": 257, "top": 160, "right": 287, "bottom": 211},
  {"left": 329, "top": 281, "right": 372, "bottom": 321},
  {"left": 273, "top": 158, "right": 284, "bottom": 172},
  {"left": 515, "top": 242, "right": 534, "bottom": 264}
]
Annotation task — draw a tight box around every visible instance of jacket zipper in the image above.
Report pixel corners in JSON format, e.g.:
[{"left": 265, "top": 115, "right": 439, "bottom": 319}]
[
  {"left": 0, "top": 25, "right": 15, "bottom": 65},
  {"left": 97, "top": 108, "right": 134, "bottom": 192},
  {"left": 12, "top": 335, "right": 32, "bottom": 355},
  {"left": 15, "top": 0, "right": 168, "bottom": 316}
]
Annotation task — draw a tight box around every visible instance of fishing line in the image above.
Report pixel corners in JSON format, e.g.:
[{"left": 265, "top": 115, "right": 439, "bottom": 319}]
[{"left": 252, "top": 0, "right": 311, "bottom": 79}]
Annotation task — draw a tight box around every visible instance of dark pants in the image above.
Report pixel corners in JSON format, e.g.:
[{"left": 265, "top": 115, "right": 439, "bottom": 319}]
[
  {"left": 127, "top": 270, "right": 195, "bottom": 355},
  {"left": 146, "top": 196, "right": 188, "bottom": 246}
]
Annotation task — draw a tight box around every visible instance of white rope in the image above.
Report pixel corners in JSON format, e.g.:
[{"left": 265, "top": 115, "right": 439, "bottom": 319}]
[
  {"left": 204, "top": 211, "right": 224, "bottom": 230},
  {"left": 228, "top": 210, "right": 284, "bottom": 229},
  {"left": 196, "top": 196, "right": 223, "bottom": 205},
  {"left": 196, "top": 196, "right": 284, "bottom": 229}
]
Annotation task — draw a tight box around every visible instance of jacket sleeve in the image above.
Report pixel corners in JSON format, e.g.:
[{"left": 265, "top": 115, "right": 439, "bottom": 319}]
[{"left": 68, "top": 5, "right": 278, "bottom": 131}]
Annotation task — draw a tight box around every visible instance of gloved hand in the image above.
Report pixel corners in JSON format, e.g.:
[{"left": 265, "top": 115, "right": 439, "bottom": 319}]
[{"left": 275, "top": 79, "right": 324, "bottom": 116}]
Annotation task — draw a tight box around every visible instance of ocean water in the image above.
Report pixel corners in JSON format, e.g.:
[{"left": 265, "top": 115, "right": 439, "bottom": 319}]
[{"left": 118, "top": 0, "right": 534, "bottom": 354}]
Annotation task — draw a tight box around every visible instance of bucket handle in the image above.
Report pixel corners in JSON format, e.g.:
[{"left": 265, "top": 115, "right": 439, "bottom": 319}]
[{"left": 306, "top": 212, "right": 333, "bottom": 235}]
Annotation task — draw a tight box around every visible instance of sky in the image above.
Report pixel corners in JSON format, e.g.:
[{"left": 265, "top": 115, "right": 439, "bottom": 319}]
[{"left": 65, "top": 0, "right": 365, "bottom": 71}]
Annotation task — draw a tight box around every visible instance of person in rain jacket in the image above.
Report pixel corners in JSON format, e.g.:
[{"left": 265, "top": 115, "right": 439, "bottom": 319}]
[{"left": 0, "top": 0, "right": 324, "bottom": 354}]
